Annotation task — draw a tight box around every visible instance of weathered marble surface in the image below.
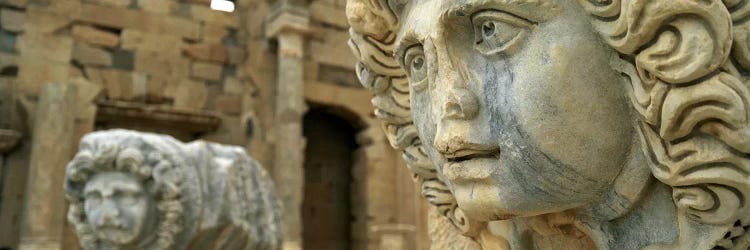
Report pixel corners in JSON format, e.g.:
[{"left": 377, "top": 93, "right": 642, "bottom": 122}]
[
  {"left": 64, "top": 129, "right": 282, "bottom": 250},
  {"left": 346, "top": 0, "right": 750, "bottom": 249}
]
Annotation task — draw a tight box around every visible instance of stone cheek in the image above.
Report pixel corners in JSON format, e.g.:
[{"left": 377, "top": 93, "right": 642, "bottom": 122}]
[{"left": 346, "top": 0, "right": 750, "bottom": 249}]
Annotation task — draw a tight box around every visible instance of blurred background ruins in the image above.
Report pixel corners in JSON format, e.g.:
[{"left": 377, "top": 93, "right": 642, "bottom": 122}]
[{"left": 0, "top": 0, "right": 431, "bottom": 249}]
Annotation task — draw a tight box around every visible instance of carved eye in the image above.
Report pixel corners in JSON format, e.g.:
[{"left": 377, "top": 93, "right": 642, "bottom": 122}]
[
  {"left": 85, "top": 192, "right": 102, "bottom": 205},
  {"left": 403, "top": 46, "right": 429, "bottom": 91},
  {"left": 472, "top": 10, "right": 533, "bottom": 56},
  {"left": 117, "top": 191, "right": 140, "bottom": 205}
]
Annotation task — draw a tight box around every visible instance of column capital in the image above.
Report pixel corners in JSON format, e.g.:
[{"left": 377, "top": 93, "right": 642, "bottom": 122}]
[{"left": 265, "top": 3, "right": 310, "bottom": 39}]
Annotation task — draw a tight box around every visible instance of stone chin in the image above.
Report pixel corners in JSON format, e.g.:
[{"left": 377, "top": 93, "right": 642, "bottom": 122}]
[
  {"left": 94, "top": 228, "right": 139, "bottom": 245},
  {"left": 451, "top": 178, "right": 586, "bottom": 222}
]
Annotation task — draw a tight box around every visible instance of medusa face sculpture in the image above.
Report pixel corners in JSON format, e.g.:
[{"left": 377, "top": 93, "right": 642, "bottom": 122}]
[
  {"left": 348, "top": 0, "right": 750, "bottom": 248},
  {"left": 82, "top": 171, "right": 156, "bottom": 246},
  {"left": 64, "top": 131, "right": 195, "bottom": 250}
]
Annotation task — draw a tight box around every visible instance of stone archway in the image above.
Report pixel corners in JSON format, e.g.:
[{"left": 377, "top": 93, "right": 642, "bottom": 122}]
[{"left": 302, "top": 107, "right": 359, "bottom": 250}]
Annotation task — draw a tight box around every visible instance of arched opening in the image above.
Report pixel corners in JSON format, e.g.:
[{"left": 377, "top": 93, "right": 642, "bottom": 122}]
[{"left": 302, "top": 107, "right": 358, "bottom": 250}]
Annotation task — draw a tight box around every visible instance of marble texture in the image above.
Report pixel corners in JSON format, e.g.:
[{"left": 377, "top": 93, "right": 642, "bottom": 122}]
[
  {"left": 346, "top": 0, "right": 750, "bottom": 249},
  {"left": 64, "top": 129, "right": 282, "bottom": 250}
]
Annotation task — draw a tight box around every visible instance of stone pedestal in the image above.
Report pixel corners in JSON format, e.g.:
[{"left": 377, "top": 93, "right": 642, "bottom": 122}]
[
  {"left": 18, "top": 83, "right": 77, "bottom": 250},
  {"left": 266, "top": 6, "right": 309, "bottom": 250}
]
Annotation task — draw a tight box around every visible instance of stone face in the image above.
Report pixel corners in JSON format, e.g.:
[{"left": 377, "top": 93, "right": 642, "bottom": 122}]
[
  {"left": 347, "top": 0, "right": 750, "bottom": 249},
  {"left": 71, "top": 25, "right": 120, "bottom": 48},
  {"left": 64, "top": 130, "right": 282, "bottom": 250}
]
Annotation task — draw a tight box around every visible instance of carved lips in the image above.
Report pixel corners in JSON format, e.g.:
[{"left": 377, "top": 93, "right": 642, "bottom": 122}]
[{"left": 442, "top": 147, "right": 500, "bottom": 181}]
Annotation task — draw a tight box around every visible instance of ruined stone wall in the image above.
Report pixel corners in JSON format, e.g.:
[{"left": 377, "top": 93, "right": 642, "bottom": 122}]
[{"left": 0, "top": 0, "right": 257, "bottom": 248}]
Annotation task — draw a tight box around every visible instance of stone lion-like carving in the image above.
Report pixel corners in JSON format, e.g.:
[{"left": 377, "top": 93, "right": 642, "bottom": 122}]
[
  {"left": 347, "top": 0, "right": 750, "bottom": 249},
  {"left": 64, "top": 129, "right": 282, "bottom": 250}
]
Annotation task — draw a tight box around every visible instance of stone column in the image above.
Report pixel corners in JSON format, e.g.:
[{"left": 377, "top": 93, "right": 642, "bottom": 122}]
[
  {"left": 18, "top": 83, "right": 77, "bottom": 250},
  {"left": 266, "top": 5, "right": 309, "bottom": 250}
]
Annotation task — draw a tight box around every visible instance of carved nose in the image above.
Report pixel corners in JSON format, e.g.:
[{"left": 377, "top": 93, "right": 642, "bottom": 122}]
[
  {"left": 443, "top": 89, "right": 479, "bottom": 120},
  {"left": 100, "top": 200, "right": 121, "bottom": 226}
]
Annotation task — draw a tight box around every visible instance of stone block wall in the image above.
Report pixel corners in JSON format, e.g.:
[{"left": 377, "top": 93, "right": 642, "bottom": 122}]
[{"left": 0, "top": 0, "right": 259, "bottom": 248}]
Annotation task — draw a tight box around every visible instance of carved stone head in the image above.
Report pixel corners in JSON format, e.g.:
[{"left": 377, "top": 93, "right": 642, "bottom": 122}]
[
  {"left": 83, "top": 171, "right": 156, "bottom": 246},
  {"left": 65, "top": 131, "right": 199, "bottom": 250},
  {"left": 348, "top": 0, "right": 750, "bottom": 248}
]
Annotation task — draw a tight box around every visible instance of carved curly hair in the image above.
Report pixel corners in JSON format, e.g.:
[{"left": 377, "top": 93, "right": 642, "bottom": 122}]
[
  {"left": 347, "top": 0, "right": 750, "bottom": 248},
  {"left": 64, "top": 134, "right": 184, "bottom": 250}
]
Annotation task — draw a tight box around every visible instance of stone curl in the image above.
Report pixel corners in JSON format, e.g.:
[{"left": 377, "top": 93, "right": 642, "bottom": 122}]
[{"left": 583, "top": 0, "right": 750, "bottom": 248}]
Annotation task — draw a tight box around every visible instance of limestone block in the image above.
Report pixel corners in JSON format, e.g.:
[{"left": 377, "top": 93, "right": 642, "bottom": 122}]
[
  {"left": 17, "top": 33, "right": 72, "bottom": 63},
  {"left": 23, "top": 7, "right": 72, "bottom": 34},
  {"left": 84, "top": 0, "right": 130, "bottom": 8},
  {"left": 16, "top": 58, "right": 69, "bottom": 96},
  {"left": 0, "top": 8, "right": 25, "bottom": 33},
  {"left": 189, "top": 0, "right": 211, "bottom": 6},
  {"left": 71, "top": 25, "right": 119, "bottom": 48},
  {"left": 226, "top": 46, "right": 246, "bottom": 65},
  {"left": 68, "top": 77, "right": 103, "bottom": 120},
  {"left": 28, "top": 0, "right": 82, "bottom": 17},
  {"left": 138, "top": 0, "right": 177, "bottom": 14},
  {"left": 309, "top": 27, "right": 355, "bottom": 69},
  {"left": 173, "top": 79, "right": 207, "bottom": 109},
  {"left": 73, "top": 43, "right": 112, "bottom": 66},
  {"left": 121, "top": 29, "right": 183, "bottom": 55},
  {"left": 222, "top": 76, "right": 244, "bottom": 95},
  {"left": 0, "top": 51, "right": 17, "bottom": 70},
  {"left": 214, "top": 94, "right": 241, "bottom": 115},
  {"left": 0, "top": 0, "right": 26, "bottom": 8},
  {"left": 191, "top": 61, "right": 223, "bottom": 81},
  {"left": 79, "top": 4, "right": 200, "bottom": 40},
  {"left": 184, "top": 43, "right": 227, "bottom": 63},
  {"left": 64, "top": 130, "right": 282, "bottom": 249},
  {"left": 89, "top": 68, "right": 145, "bottom": 100},
  {"left": 189, "top": 4, "right": 239, "bottom": 28},
  {"left": 145, "top": 75, "right": 169, "bottom": 103},
  {"left": 134, "top": 49, "right": 189, "bottom": 78},
  {"left": 200, "top": 24, "right": 227, "bottom": 43},
  {"left": 310, "top": 1, "right": 348, "bottom": 29}
]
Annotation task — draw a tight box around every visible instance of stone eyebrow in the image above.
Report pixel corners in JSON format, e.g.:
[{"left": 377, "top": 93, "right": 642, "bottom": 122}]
[{"left": 440, "top": 0, "right": 560, "bottom": 24}]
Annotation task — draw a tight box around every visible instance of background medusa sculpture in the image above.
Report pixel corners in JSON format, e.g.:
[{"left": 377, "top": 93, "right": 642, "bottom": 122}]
[
  {"left": 64, "top": 129, "right": 282, "bottom": 250},
  {"left": 347, "top": 0, "right": 750, "bottom": 249}
]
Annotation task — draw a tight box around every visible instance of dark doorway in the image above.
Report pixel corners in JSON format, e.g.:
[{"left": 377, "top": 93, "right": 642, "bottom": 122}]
[{"left": 302, "top": 108, "right": 357, "bottom": 250}]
